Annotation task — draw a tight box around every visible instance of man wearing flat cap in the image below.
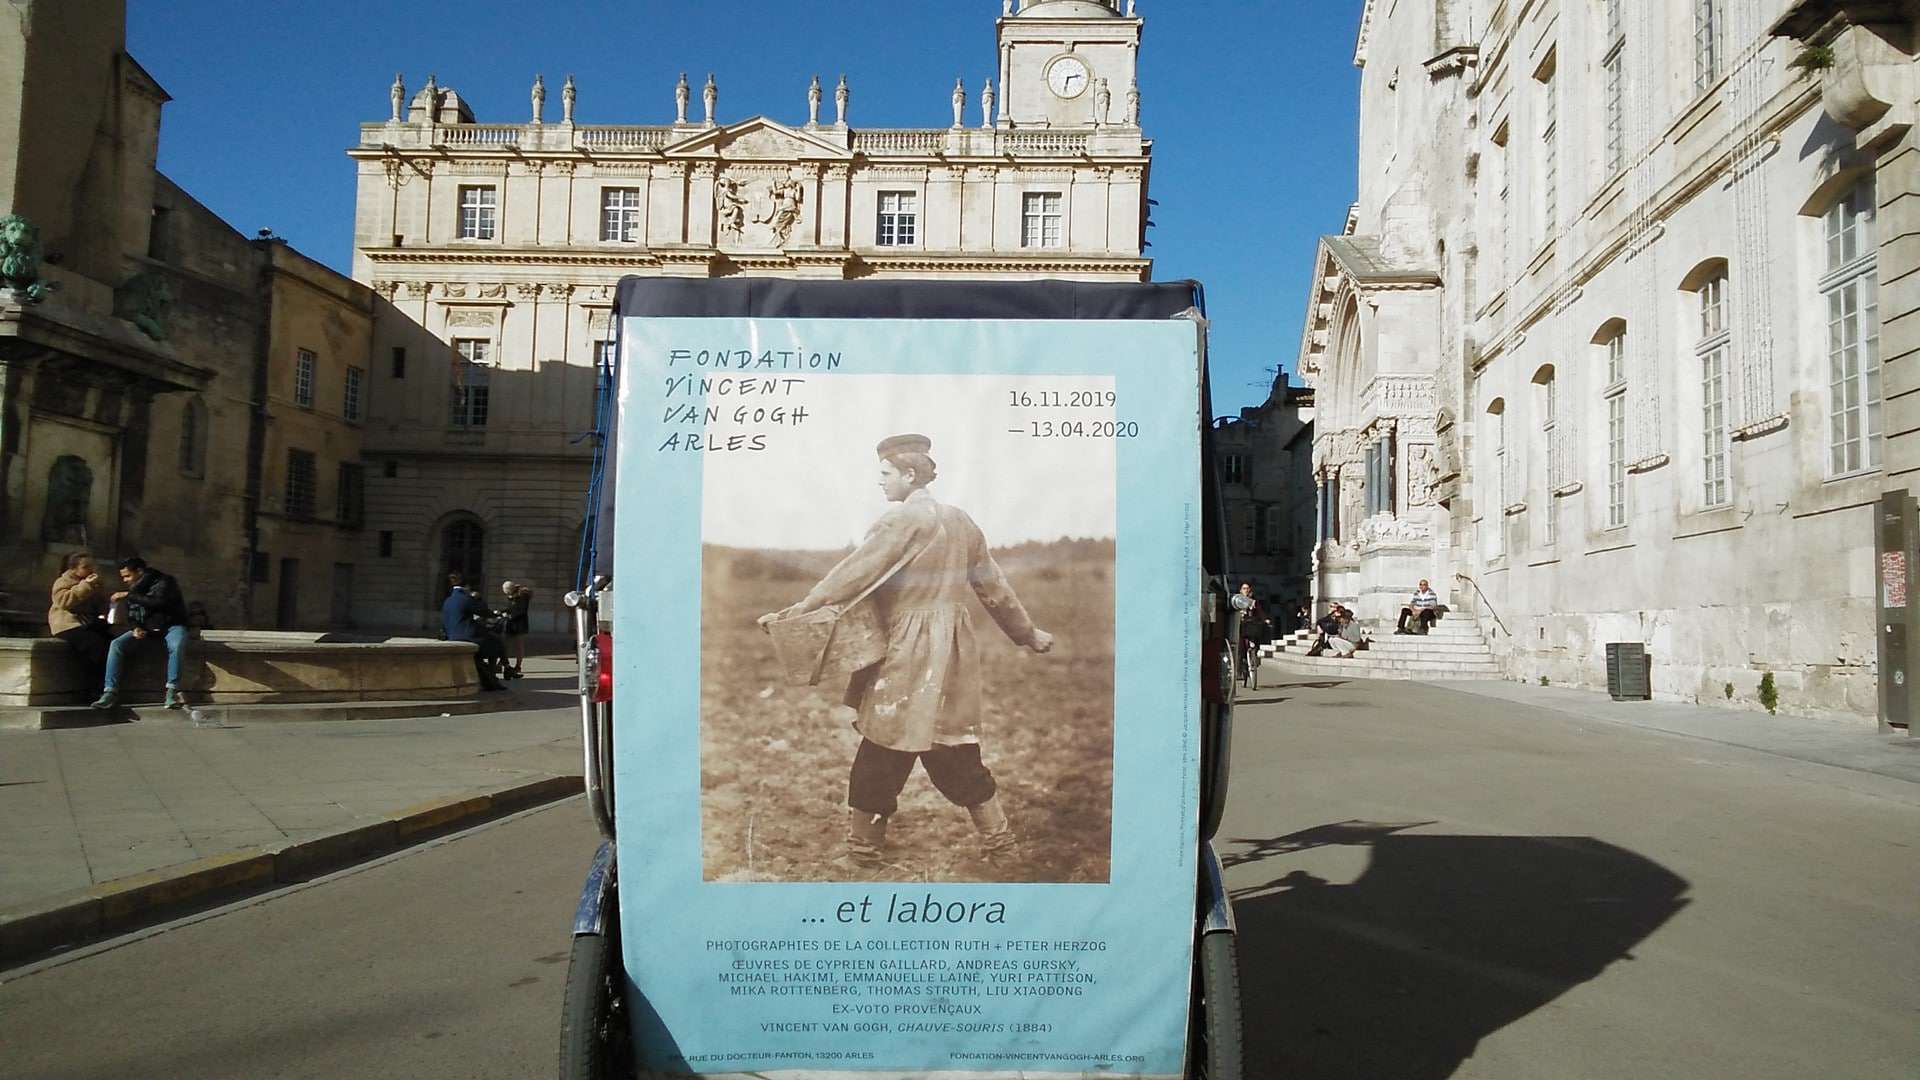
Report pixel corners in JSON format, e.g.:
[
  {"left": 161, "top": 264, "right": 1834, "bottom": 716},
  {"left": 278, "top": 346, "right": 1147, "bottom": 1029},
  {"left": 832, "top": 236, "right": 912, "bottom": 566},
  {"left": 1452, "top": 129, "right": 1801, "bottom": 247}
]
[{"left": 760, "top": 433, "right": 1055, "bottom": 872}]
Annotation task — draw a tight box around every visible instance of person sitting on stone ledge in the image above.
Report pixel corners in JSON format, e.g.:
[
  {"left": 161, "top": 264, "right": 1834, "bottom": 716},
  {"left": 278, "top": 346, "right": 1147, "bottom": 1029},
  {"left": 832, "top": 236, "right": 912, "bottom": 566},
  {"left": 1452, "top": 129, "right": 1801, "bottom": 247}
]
[
  {"left": 49, "top": 552, "right": 112, "bottom": 698},
  {"left": 1396, "top": 579, "right": 1444, "bottom": 635},
  {"left": 443, "top": 573, "right": 506, "bottom": 692},
  {"left": 92, "top": 556, "right": 191, "bottom": 711}
]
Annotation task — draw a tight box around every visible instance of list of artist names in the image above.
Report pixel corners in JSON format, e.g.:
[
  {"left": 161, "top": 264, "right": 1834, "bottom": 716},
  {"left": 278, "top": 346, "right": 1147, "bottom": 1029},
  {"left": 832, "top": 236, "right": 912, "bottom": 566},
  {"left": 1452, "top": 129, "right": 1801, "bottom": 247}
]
[{"left": 707, "top": 936, "right": 1107, "bottom": 1033}]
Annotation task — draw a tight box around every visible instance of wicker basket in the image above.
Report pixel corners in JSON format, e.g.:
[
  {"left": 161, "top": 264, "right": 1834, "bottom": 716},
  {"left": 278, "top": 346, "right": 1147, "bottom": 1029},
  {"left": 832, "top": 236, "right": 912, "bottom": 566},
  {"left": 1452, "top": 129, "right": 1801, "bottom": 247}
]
[{"left": 766, "top": 603, "right": 889, "bottom": 686}]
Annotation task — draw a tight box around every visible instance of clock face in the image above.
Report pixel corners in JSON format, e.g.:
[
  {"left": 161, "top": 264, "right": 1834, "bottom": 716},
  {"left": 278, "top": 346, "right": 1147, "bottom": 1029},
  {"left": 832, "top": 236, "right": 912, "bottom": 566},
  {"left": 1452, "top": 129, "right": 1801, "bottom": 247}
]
[{"left": 1046, "top": 56, "right": 1091, "bottom": 99}]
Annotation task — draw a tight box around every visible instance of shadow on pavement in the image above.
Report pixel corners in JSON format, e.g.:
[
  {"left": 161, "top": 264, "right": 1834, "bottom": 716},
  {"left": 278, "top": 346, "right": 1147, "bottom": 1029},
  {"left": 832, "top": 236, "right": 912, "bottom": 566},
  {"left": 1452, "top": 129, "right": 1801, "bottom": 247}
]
[{"left": 1227, "top": 820, "right": 1690, "bottom": 1079}]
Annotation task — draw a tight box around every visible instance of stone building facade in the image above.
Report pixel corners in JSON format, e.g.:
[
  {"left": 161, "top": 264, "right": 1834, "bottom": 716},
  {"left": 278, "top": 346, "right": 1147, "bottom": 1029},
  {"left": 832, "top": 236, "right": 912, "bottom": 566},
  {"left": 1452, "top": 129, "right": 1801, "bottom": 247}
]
[
  {"left": 0, "top": 2, "right": 259, "bottom": 628},
  {"left": 256, "top": 244, "right": 377, "bottom": 630},
  {"left": 1212, "top": 372, "right": 1315, "bottom": 616},
  {"left": 346, "top": 0, "right": 1155, "bottom": 633},
  {"left": 1299, "top": 0, "right": 1908, "bottom": 718},
  {"left": 0, "top": 1, "right": 380, "bottom": 634}
]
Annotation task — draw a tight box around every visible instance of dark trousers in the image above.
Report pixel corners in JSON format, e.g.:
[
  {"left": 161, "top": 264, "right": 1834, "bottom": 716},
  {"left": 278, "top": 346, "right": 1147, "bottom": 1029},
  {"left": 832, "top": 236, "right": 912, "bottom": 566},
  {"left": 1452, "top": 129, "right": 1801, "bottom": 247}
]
[
  {"left": 848, "top": 738, "right": 996, "bottom": 817},
  {"left": 469, "top": 634, "right": 505, "bottom": 687},
  {"left": 57, "top": 623, "right": 113, "bottom": 693},
  {"left": 1398, "top": 607, "right": 1439, "bottom": 633}
]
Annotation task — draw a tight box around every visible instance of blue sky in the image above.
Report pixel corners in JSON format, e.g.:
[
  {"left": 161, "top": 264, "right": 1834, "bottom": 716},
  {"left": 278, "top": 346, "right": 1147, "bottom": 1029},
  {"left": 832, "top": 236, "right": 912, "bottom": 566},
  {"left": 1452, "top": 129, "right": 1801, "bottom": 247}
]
[{"left": 128, "top": 1, "right": 1361, "bottom": 417}]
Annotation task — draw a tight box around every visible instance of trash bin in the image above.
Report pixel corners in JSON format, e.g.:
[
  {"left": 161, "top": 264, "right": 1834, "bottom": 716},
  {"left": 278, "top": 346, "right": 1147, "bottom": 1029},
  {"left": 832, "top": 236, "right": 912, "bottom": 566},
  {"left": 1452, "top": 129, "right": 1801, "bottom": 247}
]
[{"left": 1605, "top": 642, "right": 1650, "bottom": 701}]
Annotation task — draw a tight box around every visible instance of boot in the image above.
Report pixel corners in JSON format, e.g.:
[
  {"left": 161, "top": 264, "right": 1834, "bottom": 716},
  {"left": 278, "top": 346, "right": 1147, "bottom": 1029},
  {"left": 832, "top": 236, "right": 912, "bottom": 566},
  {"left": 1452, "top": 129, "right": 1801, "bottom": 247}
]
[
  {"left": 164, "top": 684, "right": 184, "bottom": 710},
  {"left": 91, "top": 689, "right": 118, "bottom": 710},
  {"left": 846, "top": 809, "right": 888, "bottom": 870},
  {"left": 968, "top": 796, "right": 1020, "bottom": 863}
]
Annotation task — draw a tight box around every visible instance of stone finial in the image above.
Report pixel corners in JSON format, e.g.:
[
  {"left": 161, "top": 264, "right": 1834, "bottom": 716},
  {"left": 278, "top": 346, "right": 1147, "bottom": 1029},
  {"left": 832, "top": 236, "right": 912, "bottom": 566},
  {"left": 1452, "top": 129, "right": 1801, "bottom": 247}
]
[
  {"left": 807, "top": 75, "right": 822, "bottom": 127},
  {"left": 1094, "top": 77, "right": 1111, "bottom": 127},
  {"left": 1003, "top": 0, "right": 1012, "bottom": 13},
  {"left": 1127, "top": 0, "right": 1137, "bottom": 14},
  {"left": 1124, "top": 79, "right": 1140, "bottom": 126},
  {"left": 675, "top": 72, "right": 690, "bottom": 125},
  {"left": 389, "top": 73, "right": 405, "bottom": 123},
  {"left": 981, "top": 78, "right": 995, "bottom": 129},
  {"left": 951, "top": 78, "right": 966, "bottom": 129},
  {"left": 531, "top": 74, "right": 545, "bottom": 125},
  {"left": 703, "top": 73, "right": 717, "bottom": 128},
  {"left": 562, "top": 75, "right": 576, "bottom": 123},
  {"left": 835, "top": 74, "right": 849, "bottom": 126},
  {"left": 424, "top": 73, "right": 440, "bottom": 121}
]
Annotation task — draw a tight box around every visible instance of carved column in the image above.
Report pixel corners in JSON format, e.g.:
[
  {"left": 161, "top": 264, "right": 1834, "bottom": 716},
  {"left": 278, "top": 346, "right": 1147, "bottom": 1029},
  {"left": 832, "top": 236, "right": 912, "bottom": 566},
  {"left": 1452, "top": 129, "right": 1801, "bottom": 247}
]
[
  {"left": 687, "top": 162, "right": 718, "bottom": 247},
  {"left": 820, "top": 164, "right": 851, "bottom": 250}
]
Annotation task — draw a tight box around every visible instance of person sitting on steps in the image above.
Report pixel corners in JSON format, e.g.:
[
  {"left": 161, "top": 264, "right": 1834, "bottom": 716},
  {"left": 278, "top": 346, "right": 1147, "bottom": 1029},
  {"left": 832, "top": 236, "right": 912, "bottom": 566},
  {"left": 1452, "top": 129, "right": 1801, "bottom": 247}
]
[{"left": 1396, "top": 579, "right": 1444, "bottom": 635}]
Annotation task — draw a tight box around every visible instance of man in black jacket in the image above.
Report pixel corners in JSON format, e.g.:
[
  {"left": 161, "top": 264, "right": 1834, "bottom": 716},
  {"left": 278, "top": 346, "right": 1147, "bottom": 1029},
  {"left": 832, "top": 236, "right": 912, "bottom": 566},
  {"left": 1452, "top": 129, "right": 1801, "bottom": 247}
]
[{"left": 93, "top": 557, "right": 191, "bottom": 710}]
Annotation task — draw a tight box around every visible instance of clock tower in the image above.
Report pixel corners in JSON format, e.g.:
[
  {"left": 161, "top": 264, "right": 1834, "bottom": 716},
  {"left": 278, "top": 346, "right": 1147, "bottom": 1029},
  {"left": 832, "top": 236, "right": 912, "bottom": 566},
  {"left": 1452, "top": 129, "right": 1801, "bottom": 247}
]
[{"left": 997, "top": 0, "right": 1142, "bottom": 129}]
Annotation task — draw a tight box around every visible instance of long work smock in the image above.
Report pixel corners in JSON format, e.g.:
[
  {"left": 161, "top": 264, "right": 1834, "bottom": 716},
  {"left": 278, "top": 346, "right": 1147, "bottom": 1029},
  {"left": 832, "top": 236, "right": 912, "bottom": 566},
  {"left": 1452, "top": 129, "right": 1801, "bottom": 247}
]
[{"left": 791, "top": 488, "right": 1037, "bottom": 753}]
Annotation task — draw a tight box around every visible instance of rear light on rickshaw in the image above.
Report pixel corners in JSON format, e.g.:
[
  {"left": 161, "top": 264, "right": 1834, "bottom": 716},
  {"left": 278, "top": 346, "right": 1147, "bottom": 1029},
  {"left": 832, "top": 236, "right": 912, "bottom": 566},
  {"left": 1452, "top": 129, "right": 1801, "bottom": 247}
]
[{"left": 588, "top": 631, "right": 614, "bottom": 703}]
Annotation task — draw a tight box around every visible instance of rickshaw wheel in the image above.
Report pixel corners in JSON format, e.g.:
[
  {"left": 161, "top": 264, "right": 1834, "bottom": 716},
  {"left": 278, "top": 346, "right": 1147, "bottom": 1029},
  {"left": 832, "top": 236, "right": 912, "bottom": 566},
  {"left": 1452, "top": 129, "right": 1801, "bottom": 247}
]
[
  {"left": 1189, "top": 932, "right": 1244, "bottom": 1079},
  {"left": 558, "top": 896, "right": 631, "bottom": 1079}
]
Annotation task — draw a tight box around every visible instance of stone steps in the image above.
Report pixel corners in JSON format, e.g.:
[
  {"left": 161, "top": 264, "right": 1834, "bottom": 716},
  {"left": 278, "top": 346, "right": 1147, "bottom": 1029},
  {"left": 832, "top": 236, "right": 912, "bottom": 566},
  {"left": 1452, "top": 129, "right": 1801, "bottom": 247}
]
[{"left": 1251, "top": 615, "right": 1500, "bottom": 681}]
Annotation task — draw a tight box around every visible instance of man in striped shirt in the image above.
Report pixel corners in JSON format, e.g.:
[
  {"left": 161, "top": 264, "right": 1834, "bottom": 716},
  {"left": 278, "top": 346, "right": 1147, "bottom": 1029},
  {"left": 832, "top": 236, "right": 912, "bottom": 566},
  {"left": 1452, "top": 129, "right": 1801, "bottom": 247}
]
[{"left": 1396, "top": 580, "right": 1442, "bottom": 635}]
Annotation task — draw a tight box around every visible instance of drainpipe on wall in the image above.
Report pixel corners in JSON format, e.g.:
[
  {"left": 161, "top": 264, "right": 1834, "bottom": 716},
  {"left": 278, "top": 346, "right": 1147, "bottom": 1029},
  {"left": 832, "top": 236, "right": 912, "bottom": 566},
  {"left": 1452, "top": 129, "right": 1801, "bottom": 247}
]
[{"left": 241, "top": 243, "right": 274, "bottom": 626}]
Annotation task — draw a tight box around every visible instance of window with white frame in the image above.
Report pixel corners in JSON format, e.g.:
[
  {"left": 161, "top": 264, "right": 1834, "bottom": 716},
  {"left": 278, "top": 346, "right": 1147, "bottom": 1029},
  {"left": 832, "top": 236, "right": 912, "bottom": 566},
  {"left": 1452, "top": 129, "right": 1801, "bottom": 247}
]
[
  {"left": 1694, "top": 0, "right": 1724, "bottom": 94},
  {"left": 458, "top": 186, "right": 497, "bottom": 240},
  {"left": 1221, "top": 453, "right": 1246, "bottom": 485},
  {"left": 1021, "top": 193, "right": 1063, "bottom": 248},
  {"left": 601, "top": 187, "right": 642, "bottom": 242},
  {"left": 1602, "top": 0, "right": 1626, "bottom": 177},
  {"left": 594, "top": 339, "right": 617, "bottom": 370},
  {"left": 294, "top": 348, "right": 315, "bottom": 408},
  {"left": 877, "top": 192, "right": 918, "bottom": 247},
  {"left": 1601, "top": 325, "right": 1628, "bottom": 527},
  {"left": 450, "top": 339, "right": 492, "bottom": 428},
  {"left": 1823, "top": 179, "right": 1881, "bottom": 476},
  {"left": 1696, "top": 270, "right": 1731, "bottom": 507},
  {"left": 344, "top": 366, "right": 364, "bottom": 423}
]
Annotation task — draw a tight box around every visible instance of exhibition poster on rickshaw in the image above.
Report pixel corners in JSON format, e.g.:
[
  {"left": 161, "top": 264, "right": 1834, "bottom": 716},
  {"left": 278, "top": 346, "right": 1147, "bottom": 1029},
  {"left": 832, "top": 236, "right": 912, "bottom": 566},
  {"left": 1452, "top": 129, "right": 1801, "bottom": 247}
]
[{"left": 612, "top": 316, "right": 1202, "bottom": 1078}]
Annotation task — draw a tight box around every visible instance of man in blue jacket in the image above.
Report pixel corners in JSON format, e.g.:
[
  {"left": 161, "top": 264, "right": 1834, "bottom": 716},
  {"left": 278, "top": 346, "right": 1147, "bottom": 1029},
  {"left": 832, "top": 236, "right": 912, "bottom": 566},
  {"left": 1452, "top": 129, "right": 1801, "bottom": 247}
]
[
  {"left": 92, "top": 557, "right": 191, "bottom": 710},
  {"left": 442, "top": 574, "right": 506, "bottom": 691}
]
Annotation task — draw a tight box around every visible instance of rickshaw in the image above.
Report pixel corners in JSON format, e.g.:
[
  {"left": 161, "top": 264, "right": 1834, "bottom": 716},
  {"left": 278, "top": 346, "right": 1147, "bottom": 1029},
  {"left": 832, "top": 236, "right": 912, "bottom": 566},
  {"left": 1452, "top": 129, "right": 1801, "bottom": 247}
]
[{"left": 560, "top": 277, "right": 1243, "bottom": 1079}]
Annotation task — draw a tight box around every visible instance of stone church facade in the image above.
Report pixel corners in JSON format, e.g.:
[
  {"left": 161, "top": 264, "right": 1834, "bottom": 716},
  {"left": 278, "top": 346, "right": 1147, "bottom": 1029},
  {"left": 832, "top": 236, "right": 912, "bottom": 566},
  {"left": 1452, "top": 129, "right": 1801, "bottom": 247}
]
[
  {"left": 347, "top": 0, "right": 1154, "bottom": 633},
  {"left": 1300, "top": 0, "right": 1906, "bottom": 718}
]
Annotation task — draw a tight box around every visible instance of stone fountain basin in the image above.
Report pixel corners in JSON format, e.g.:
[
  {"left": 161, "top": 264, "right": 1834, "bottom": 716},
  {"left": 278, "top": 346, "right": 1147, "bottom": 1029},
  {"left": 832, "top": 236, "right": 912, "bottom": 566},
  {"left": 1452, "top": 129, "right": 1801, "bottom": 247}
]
[{"left": 0, "top": 632, "right": 481, "bottom": 707}]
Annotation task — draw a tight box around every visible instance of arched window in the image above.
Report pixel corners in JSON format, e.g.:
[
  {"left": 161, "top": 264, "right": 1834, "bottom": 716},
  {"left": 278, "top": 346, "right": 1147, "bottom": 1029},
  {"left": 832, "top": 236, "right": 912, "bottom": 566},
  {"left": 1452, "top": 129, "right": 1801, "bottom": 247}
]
[
  {"left": 440, "top": 516, "right": 485, "bottom": 593},
  {"left": 178, "top": 398, "right": 207, "bottom": 478},
  {"left": 1532, "top": 366, "right": 1558, "bottom": 545},
  {"left": 1684, "top": 261, "right": 1732, "bottom": 508},
  {"left": 1594, "top": 320, "right": 1629, "bottom": 528},
  {"left": 1821, "top": 178, "right": 1880, "bottom": 476}
]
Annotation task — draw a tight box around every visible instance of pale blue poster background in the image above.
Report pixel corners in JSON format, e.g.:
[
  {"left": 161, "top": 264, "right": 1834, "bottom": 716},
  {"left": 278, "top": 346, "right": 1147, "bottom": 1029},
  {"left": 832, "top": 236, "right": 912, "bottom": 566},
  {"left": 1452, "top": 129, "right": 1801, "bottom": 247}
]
[{"left": 612, "top": 317, "right": 1201, "bottom": 1078}]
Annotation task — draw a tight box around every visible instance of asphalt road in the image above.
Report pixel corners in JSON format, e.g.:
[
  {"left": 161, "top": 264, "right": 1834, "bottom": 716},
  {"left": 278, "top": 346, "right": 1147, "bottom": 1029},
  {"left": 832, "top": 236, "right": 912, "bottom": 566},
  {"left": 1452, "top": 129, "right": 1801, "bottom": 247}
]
[
  {"left": 4, "top": 680, "right": 1917, "bottom": 1079},
  {"left": 1222, "top": 678, "right": 1920, "bottom": 1080},
  {"left": 1, "top": 799, "right": 597, "bottom": 1080}
]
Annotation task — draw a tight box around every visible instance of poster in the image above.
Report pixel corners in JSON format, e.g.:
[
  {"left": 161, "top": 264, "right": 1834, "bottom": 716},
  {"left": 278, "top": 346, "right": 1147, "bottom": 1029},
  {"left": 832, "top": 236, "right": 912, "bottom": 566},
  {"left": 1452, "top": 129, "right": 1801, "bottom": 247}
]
[{"left": 612, "top": 316, "right": 1202, "bottom": 1078}]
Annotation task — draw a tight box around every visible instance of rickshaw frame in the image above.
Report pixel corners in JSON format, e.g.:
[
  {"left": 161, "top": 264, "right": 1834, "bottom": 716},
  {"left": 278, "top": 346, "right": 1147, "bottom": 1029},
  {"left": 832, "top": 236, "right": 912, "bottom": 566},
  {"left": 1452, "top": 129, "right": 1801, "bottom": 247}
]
[{"left": 558, "top": 277, "right": 1242, "bottom": 1080}]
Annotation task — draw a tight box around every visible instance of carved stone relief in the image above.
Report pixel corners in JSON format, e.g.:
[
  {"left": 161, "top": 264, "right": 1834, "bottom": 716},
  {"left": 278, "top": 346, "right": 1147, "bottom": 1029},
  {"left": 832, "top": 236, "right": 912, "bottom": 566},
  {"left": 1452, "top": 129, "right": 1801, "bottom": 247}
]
[
  {"left": 446, "top": 308, "right": 494, "bottom": 329},
  {"left": 477, "top": 282, "right": 507, "bottom": 299},
  {"left": 1406, "top": 444, "right": 1436, "bottom": 507}
]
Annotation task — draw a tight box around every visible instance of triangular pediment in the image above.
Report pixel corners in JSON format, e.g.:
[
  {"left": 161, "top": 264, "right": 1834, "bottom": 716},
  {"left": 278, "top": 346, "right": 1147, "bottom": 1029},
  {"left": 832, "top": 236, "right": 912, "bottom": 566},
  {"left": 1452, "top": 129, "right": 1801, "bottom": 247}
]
[{"left": 662, "top": 117, "right": 852, "bottom": 161}]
